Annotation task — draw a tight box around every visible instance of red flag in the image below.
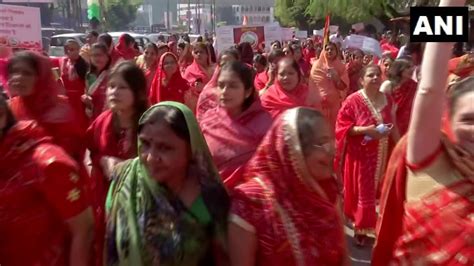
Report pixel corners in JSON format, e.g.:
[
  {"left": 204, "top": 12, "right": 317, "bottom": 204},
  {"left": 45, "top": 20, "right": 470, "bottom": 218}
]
[{"left": 323, "top": 13, "right": 330, "bottom": 47}]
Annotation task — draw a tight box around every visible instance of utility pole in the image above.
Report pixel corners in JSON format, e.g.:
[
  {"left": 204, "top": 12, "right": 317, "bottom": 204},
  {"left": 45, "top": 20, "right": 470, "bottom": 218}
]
[
  {"left": 166, "top": 0, "right": 170, "bottom": 30},
  {"left": 187, "top": 0, "right": 191, "bottom": 33}
]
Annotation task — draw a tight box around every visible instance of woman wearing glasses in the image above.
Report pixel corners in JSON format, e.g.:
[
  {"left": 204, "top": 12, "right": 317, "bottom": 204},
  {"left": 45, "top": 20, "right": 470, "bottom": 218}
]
[
  {"left": 335, "top": 64, "right": 399, "bottom": 246},
  {"left": 228, "top": 107, "right": 347, "bottom": 266}
]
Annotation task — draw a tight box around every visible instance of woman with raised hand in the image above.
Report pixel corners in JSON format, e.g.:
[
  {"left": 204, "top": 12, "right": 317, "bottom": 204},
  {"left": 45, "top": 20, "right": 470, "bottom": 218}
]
[
  {"left": 85, "top": 61, "right": 148, "bottom": 265},
  {"left": 228, "top": 107, "right": 347, "bottom": 266},
  {"left": 105, "top": 102, "right": 230, "bottom": 266},
  {"left": 260, "top": 57, "right": 320, "bottom": 118},
  {"left": 0, "top": 95, "right": 94, "bottom": 266},
  {"left": 200, "top": 61, "right": 272, "bottom": 190},
  {"left": 309, "top": 42, "right": 349, "bottom": 128},
  {"left": 335, "top": 64, "right": 399, "bottom": 246},
  {"left": 373, "top": 1, "right": 473, "bottom": 264}
]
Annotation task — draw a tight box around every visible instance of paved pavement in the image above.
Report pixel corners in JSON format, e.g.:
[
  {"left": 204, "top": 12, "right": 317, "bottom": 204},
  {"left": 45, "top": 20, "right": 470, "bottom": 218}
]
[{"left": 345, "top": 226, "right": 372, "bottom": 265}]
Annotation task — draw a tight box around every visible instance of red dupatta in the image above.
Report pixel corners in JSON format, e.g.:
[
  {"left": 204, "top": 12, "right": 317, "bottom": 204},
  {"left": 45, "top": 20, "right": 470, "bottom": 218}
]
[
  {"left": 389, "top": 79, "right": 417, "bottom": 136},
  {"left": 183, "top": 59, "right": 213, "bottom": 86},
  {"left": 148, "top": 52, "right": 189, "bottom": 105},
  {"left": 115, "top": 34, "right": 140, "bottom": 60},
  {"left": 200, "top": 99, "right": 272, "bottom": 190},
  {"left": 448, "top": 54, "right": 474, "bottom": 79},
  {"left": 346, "top": 60, "right": 364, "bottom": 96},
  {"left": 8, "top": 52, "right": 85, "bottom": 160},
  {"left": 254, "top": 70, "right": 269, "bottom": 92},
  {"left": 196, "top": 66, "right": 220, "bottom": 121},
  {"left": 260, "top": 80, "right": 318, "bottom": 119},
  {"left": 232, "top": 108, "right": 346, "bottom": 265}
]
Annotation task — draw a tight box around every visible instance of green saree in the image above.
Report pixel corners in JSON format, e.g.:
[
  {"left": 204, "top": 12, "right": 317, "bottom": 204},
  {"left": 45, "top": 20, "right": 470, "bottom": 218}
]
[{"left": 105, "top": 101, "right": 230, "bottom": 266}]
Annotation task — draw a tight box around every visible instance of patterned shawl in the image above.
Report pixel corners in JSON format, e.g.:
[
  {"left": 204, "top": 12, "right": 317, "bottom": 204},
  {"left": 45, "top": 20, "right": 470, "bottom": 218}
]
[{"left": 105, "top": 101, "right": 230, "bottom": 266}]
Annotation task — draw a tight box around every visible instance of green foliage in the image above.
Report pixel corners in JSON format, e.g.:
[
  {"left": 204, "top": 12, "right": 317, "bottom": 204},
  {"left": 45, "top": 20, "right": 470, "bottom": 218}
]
[{"left": 103, "top": 0, "right": 142, "bottom": 30}]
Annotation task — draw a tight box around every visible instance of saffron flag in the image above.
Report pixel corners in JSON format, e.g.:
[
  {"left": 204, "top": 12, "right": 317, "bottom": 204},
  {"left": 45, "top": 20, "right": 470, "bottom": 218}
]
[{"left": 323, "top": 13, "right": 330, "bottom": 47}]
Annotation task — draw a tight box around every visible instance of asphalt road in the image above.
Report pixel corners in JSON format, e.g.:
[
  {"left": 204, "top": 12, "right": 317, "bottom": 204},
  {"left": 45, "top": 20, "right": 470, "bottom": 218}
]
[{"left": 345, "top": 226, "right": 373, "bottom": 265}]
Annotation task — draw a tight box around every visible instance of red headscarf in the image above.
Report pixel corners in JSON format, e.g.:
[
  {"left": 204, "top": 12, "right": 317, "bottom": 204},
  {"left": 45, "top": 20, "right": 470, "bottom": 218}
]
[
  {"left": 115, "top": 34, "right": 140, "bottom": 60},
  {"left": 447, "top": 54, "right": 474, "bottom": 79},
  {"left": 233, "top": 108, "right": 346, "bottom": 265},
  {"left": 260, "top": 80, "right": 319, "bottom": 119},
  {"left": 196, "top": 66, "right": 220, "bottom": 121},
  {"left": 148, "top": 52, "right": 189, "bottom": 105},
  {"left": 8, "top": 52, "right": 73, "bottom": 123}
]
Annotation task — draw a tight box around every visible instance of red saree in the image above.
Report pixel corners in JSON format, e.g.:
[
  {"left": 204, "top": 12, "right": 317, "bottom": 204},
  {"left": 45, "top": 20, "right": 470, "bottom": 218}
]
[
  {"left": 335, "top": 91, "right": 394, "bottom": 235},
  {"left": 183, "top": 59, "right": 213, "bottom": 86},
  {"left": 148, "top": 52, "right": 189, "bottom": 105},
  {"left": 85, "top": 109, "right": 136, "bottom": 265},
  {"left": 388, "top": 79, "right": 417, "bottom": 136},
  {"left": 115, "top": 34, "right": 140, "bottom": 60},
  {"left": 60, "top": 57, "right": 89, "bottom": 131},
  {"left": 345, "top": 60, "right": 363, "bottom": 96},
  {"left": 254, "top": 70, "right": 269, "bottom": 92},
  {"left": 196, "top": 66, "right": 220, "bottom": 122},
  {"left": 0, "top": 121, "right": 89, "bottom": 266},
  {"left": 200, "top": 99, "right": 272, "bottom": 190},
  {"left": 8, "top": 52, "right": 85, "bottom": 162},
  {"left": 373, "top": 136, "right": 474, "bottom": 265},
  {"left": 260, "top": 80, "right": 319, "bottom": 119},
  {"left": 85, "top": 70, "right": 109, "bottom": 120},
  {"left": 310, "top": 48, "right": 349, "bottom": 128},
  {"left": 231, "top": 108, "right": 347, "bottom": 265}
]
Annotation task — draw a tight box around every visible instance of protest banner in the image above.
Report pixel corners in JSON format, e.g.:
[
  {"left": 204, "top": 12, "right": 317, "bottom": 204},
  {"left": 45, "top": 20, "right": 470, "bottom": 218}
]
[
  {"left": 0, "top": 4, "right": 42, "bottom": 50},
  {"left": 342, "top": 34, "right": 382, "bottom": 57}
]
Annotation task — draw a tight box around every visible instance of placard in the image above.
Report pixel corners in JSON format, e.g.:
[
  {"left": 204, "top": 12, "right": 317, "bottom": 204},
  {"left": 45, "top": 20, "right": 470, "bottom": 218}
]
[
  {"left": 233, "top": 26, "right": 265, "bottom": 49},
  {"left": 295, "top": 30, "right": 307, "bottom": 39},
  {"left": 342, "top": 35, "right": 382, "bottom": 57},
  {"left": 0, "top": 4, "right": 42, "bottom": 50}
]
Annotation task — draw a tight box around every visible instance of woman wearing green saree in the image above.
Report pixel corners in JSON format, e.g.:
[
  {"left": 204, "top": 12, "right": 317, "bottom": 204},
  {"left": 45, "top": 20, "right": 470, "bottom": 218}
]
[{"left": 105, "top": 101, "right": 230, "bottom": 266}]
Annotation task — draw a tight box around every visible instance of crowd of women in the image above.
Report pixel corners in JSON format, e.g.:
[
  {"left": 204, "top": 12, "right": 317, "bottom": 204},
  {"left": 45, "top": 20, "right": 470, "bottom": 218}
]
[{"left": 0, "top": 1, "right": 472, "bottom": 265}]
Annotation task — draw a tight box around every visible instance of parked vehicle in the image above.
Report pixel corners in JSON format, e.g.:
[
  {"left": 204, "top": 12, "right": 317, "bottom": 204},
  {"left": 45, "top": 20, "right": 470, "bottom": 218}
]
[
  {"left": 148, "top": 32, "right": 171, "bottom": 43},
  {"left": 48, "top": 33, "right": 86, "bottom": 57}
]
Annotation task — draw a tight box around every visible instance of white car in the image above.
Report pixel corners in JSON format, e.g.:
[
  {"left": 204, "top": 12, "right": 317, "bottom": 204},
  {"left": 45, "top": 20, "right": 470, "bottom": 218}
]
[
  {"left": 108, "top": 32, "right": 151, "bottom": 51},
  {"left": 48, "top": 33, "right": 86, "bottom": 57}
]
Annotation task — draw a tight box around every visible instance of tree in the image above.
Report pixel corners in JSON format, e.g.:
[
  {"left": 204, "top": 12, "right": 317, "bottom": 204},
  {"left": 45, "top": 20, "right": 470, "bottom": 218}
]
[
  {"left": 276, "top": 0, "right": 474, "bottom": 28},
  {"left": 103, "top": 0, "right": 143, "bottom": 30}
]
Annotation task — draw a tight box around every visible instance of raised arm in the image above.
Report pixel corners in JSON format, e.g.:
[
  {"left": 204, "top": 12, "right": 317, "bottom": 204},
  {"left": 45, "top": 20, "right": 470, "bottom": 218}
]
[{"left": 407, "top": 0, "right": 466, "bottom": 164}]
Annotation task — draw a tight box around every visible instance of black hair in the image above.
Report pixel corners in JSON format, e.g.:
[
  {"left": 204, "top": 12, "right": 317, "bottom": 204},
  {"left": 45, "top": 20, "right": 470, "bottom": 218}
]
[
  {"left": 283, "top": 45, "right": 295, "bottom": 55},
  {"left": 121, "top": 34, "right": 135, "bottom": 46},
  {"left": 144, "top": 42, "right": 159, "bottom": 54},
  {"left": 65, "top": 39, "right": 89, "bottom": 80},
  {"left": 89, "top": 43, "right": 111, "bottom": 74},
  {"left": 449, "top": 76, "right": 474, "bottom": 117},
  {"left": 218, "top": 47, "right": 240, "bottom": 65},
  {"left": 268, "top": 48, "right": 285, "bottom": 64},
  {"left": 277, "top": 57, "right": 302, "bottom": 83},
  {"left": 297, "top": 108, "right": 325, "bottom": 156},
  {"left": 98, "top": 33, "right": 113, "bottom": 49},
  {"left": 88, "top": 30, "right": 99, "bottom": 38},
  {"left": 7, "top": 51, "right": 40, "bottom": 78},
  {"left": 109, "top": 61, "right": 149, "bottom": 133},
  {"left": 178, "top": 42, "right": 186, "bottom": 50},
  {"left": 271, "top": 40, "right": 282, "bottom": 49},
  {"left": 219, "top": 61, "right": 256, "bottom": 110},
  {"left": 360, "top": 63, "right": 382, "bottom": 78},
  {"left": 207, "top": 42, "right": 217, "bottom": 64},
  {"left": 253, "top": 53, "right": 267, "bottom": 67},
  {"left": 387, "top": 59, "right": 412, "bottom": 86},
  {"left": 0, "top": 94, "right": 16, "bottom": 136},
  {"left": 139, "top": 105, "right": 190, "bottom": 144}
]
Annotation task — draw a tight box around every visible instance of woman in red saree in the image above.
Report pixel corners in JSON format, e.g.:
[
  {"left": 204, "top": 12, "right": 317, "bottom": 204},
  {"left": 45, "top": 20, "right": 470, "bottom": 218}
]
[
  {"left": 196, "top": 47, "right": 241, "bottom": 122},
  {"left": 83, "top": 43, "right": 111, "bottom": 121},
  {"left": 7, "top": 51, "right": 86, "bottom": 162},
  {"left": 148, "top": 52, "right": 190, "bottom": 105},
  {"left": 86, "top": 61, "right": 148, "bottom": 266},
  {"left": 228, "top": 107, "right": 347, "bottom": 266},
  {"left": 261, "top": 58, "right": 320, "bottom": 119},
  {"left": 345, "top": 49, "right": 365, "bottom": 96},
  {"left": 381, "top": 59, "right": 417, "bottom": 136},
  {"left": 200, "top": 61, "right": 272, "bottom": 190},
  {"left": 177, "top": 42, "right": 193, "bottom": 73},
  {"left": 56, "top": 40, "right": 90, "bottom": 132},
  {"left": 373, "top": 12, "right": 474, "bottom": 264},
  {"left": 136, "top": 43, "right": 159, "bottom": 93},
  {"left": 183, "top": 42, "right": 215, "bottom": 87},
  {"left": 309, "top": 42, "right": 349, "bottom": 129},
  {"left": 447, "top": 51, "right": 474, "bottom": 79},
  {"left": 0, "top": 96, "right": 93, "bottom": 266},
  {"left": 115, "top": 33, "right": 140, "bottom": 61},
  {"left": 254, "top": 49, "right": 285, "bottom": 93},
  {"left": 335, "top": 64, "right": 399, "bottom": 246}
]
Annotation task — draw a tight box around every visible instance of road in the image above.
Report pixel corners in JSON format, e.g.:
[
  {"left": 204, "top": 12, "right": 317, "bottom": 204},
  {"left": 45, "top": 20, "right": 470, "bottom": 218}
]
[{"left": 345, "top": 226, "right": 372, "bottom": 266}]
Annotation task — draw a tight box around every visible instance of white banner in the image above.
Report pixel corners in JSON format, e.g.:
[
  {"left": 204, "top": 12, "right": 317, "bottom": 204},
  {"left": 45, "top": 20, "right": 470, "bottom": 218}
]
[
  {"left": 342, "top": 35, "right": 382, "bottom": 57},
  {"left": 295, "top": 30, "right": 307, "bottom": 39},
  {"left": 313, "top": 29, "right": 324, "bottom": 37},
  {"left": 215, "top": 25, "right": 235, "bottom": 54},
  {"left": 0, "top": 4, "right": 42, "bottom": 50}
]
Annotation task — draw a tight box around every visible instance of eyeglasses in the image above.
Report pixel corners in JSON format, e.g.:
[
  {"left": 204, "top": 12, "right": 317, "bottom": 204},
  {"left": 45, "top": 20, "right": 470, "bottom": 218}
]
[{"left": 313, "top": 141, "right": 335, "bottom": 153}]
